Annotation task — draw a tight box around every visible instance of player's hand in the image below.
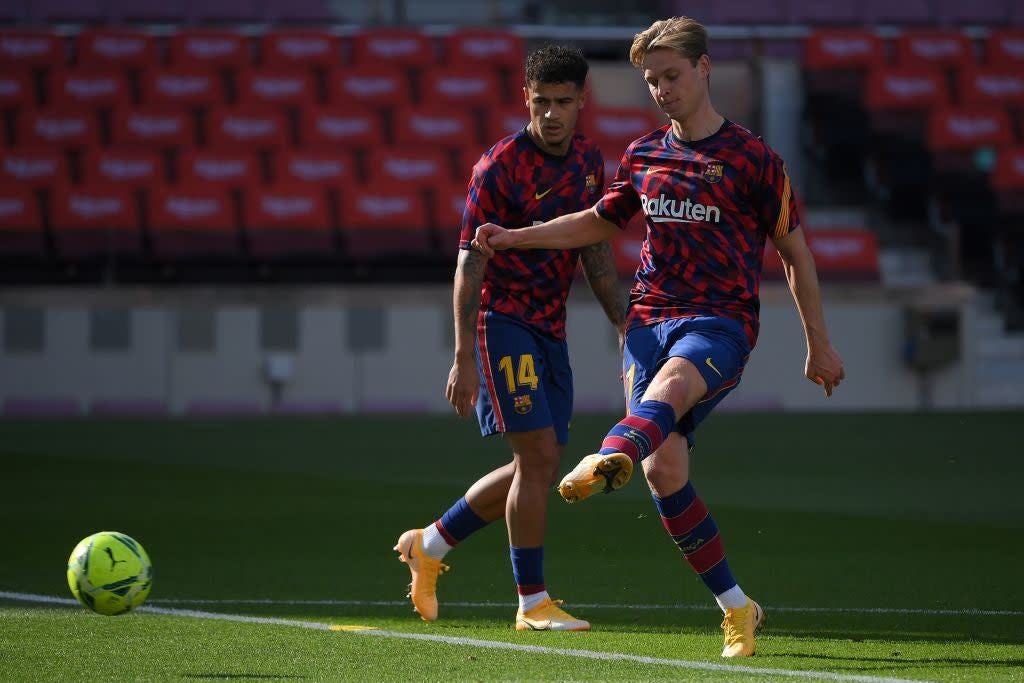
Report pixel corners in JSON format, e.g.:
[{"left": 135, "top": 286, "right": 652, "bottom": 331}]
[
  {"left": 806, "top": 342, "right": 845, "bottom": 397},
  {"left": 445, "top": 354, "right": 479, "bottom": 417},
  {"left": 471, "top": 223, "right": 513, "bottom": 258}
]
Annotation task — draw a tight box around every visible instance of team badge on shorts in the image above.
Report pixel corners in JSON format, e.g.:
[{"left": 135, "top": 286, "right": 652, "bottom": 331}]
[
  {"left": 703, "top": 162, "right": 724, "bottom": 184},
  {"left": 585, "top": 173, "right": 598, "bottom": 193},
  {"left": 513, "top": 395, "right": 533, "bottom": 414}
]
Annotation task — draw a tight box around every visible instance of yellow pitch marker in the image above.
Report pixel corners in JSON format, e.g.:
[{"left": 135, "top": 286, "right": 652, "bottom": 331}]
[{"left": 330, "top": 624, "right": 379, "bottom": 632}]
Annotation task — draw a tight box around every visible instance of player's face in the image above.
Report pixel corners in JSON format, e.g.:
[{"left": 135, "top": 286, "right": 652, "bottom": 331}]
[
  {"left": 642, "top": 48, "right": 710, "bottom": 123},
  {"left": 524, "top": 80, "right": 584, "bottom": 154}
]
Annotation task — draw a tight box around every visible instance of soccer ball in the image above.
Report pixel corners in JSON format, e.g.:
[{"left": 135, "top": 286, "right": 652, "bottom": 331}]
[{"left": 66, "top": 531, "right": 153, "bottom": 616}]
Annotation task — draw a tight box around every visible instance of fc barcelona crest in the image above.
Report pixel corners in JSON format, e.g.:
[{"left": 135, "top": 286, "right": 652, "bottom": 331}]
[
  {"left": 585, "top": 173, "right": 598, "bottom": 193},
  {"left": 513, "top": 395, "right": 533, "bottom": 415},
  {"left": 703, "top": 162, "right": 724, "bottom": 184}
]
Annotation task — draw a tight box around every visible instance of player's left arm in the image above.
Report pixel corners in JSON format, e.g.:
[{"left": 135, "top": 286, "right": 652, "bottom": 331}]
[
  {"left": 579, "top": 241, "right": 628, "bottom": 351},
  {"left": 773, "top": 227, "right": 845, "bottom": 397}
]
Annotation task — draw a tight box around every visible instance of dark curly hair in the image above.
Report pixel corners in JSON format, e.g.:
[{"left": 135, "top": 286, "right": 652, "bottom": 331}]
[{"left": 524, "top": 45, "right": 588, "bottom": 88}]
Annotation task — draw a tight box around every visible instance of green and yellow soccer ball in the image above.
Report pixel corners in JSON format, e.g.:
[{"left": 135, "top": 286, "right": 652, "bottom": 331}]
[{"left": 67, "top": 531, "right": 153, "bottom": 616}]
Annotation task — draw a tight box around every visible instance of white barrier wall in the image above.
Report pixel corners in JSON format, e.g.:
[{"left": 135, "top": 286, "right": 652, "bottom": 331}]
[{"left": 0, "top": 284, "right": 984, "bottom": 415}]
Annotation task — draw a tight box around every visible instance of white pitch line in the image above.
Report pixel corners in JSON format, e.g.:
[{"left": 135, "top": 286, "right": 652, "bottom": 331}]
[
  {"left": 0, "top": 590, "right": 924, "bottom": 683},
  {"left": 142, "top": 597, "right": 1024, "bottom": 618}
]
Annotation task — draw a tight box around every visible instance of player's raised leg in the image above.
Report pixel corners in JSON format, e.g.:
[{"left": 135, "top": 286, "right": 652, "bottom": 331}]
[
  {"left": 394, "top": 463, "right": 510, "bottom": 621},
  {"left": 506, "top": 429, "right": 589, "bottom": 631}
]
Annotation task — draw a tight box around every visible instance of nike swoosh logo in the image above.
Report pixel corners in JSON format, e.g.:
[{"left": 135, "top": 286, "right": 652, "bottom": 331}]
[
  {"left": 646, "top": 167, "right": 667, "bottom": 176},
  {"left": 534, "top": 187, "right": 553, "bottom": 200},
  {"left": 705, "top": 357, "right": 722, "bottom": 378}
]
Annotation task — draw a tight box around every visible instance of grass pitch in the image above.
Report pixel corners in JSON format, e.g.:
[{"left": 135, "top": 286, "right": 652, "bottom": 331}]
[{"left": 1, "top": 413, "right": 1022, "bottom": 681}]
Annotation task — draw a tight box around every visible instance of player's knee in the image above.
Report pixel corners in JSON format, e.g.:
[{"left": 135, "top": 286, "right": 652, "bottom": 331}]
[{"left": 643, "top": 459, "right": 688, "bottom": 496}]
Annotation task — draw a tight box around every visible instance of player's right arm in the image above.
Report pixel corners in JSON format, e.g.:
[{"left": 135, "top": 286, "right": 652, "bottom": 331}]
[
  {"left": 446, "top": 248, "right": 487, "bottom": 417},
  {"left": 472, "top": 206, "right": 618, "bottom": 256}
]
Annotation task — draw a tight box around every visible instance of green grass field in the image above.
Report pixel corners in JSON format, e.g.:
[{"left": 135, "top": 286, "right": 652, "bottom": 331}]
[{"left": 2, "top": 413, "right": 1023, "bottom": 681}]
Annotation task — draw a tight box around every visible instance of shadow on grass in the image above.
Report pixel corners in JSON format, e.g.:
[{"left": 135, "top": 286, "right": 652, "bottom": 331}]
[
  {"left": 772, "top": 651, "right": 1024, "bottom": 669},
  {"left": 181, "top": 675, "right": 305, "bottom": 680}
]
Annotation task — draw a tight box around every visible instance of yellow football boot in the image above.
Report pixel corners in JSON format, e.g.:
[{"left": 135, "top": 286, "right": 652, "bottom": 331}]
[
  {"left": 515, "top": 597, "right": 591, "bottom": 631},
  {"left": 393, "top": 528, "right": 449, "bottom": 622},
  {"left": 557, "top": 452, "right": 633, "bottom": 503},
  {"left": 721, "top": 598, "right": 765, "bottom": 657}
]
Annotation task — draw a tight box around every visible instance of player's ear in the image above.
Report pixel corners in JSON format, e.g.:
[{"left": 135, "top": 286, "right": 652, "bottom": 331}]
[
  {"left": 522, "top": 85, "right": 529, "bottom": 108},
  {"left": 699, "top": 54, "right": 711, "bottom": 80}
]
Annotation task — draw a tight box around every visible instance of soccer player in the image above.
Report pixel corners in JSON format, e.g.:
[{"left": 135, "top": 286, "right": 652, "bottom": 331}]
[
  {"left": 473, "top": 17, "right": 845, "bottom": 656},
  {"left": 394, "top": 45, "right": 626, "bottom": 631}
]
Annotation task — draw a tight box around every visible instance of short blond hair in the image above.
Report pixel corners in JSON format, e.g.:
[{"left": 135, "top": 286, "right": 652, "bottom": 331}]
[{"left": 629, "top": 16, "right": 708, "bottom": 68}]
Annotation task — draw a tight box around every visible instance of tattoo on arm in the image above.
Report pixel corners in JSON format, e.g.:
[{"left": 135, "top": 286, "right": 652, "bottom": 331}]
[
  {"left": 579, "top": 241, "right": 628, "bottom": 329},
  {"left": 453, "top": 248, "right": 487, "bottom": 353}
]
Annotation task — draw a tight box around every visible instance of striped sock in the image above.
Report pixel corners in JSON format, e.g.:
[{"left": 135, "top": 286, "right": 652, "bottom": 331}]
[
  {"left": 653, "top": 482, "right": 745, "bottom": 608},
  {"left": 423, "top": 497, "right": 489, "bottom": 560},
  {"left": 510, "top": 546, "right": 547, "bottom": 611},
  {"left": 599, "top": 400, "right": 676, "bottom": 464}
]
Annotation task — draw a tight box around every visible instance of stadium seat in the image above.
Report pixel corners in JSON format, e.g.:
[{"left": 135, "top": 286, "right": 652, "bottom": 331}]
[
  {"left": 243, "top": 184, "right": 335, "bottom": 261},
  {"left": 0, "top": 70, "right": 38, "bottom": 109},
  {"left": 339, "top": 184, "right": 432, "bottom": 260},
  {"left": 420, "top": 67, "right": 504, "bottom": 107},
  {"left": 168, "top": 30, "right": 250, "bottom": 69},
  {"left": 110, "top": 107, "right": 194, "bottom": 148},
  {"left": 986, "top": 30, "right": 1024, "bottom": 66},
  {"left": 895, "top": 30, "right": 974, "bottom": 71},
  {"left": 430, "top": 182, "right": 467, "bottom": 233},
  {"left": 0, "top": 30, "right": 64, "bottom": 67},
  {"left": 17, "top": 108, "right": 101, "bottom": 148},
  {"left": 367, "top": 147, "right": 452, "bottom": 186},
  {"left": 958, "top": 68, "right": 1024, "bottom": 109},
  {"left": 298, "top": 106, "right": 384, "bottom": 149},
  {"left": 928, "top": 106, "right": 1015, "bottom": 155},
  {"left": 0, "top": 148, "right": 69, "bottom": 188},
  {"left": 442, "top": 29, "right": 524, "bottom": 68},
  {"left": 326, "top": 66, "right": 411, "bottom": 109},
  {"left": 804, "top": 29, "right": 885, "bottom": 80},
  {"left": 484, "top": 107, "right": 527, "bottom": 145},
  {"left": 75, "top": 29, "right": 159, "bottom": 69},
  {"left": 148, "top": 183, "right": 240, "bottom": 261},
  {"left": 140, "top": 68, "right": 226, "bottom": 108},
  {"left": 589, "top": 135, "right": 631, "bottom": 180},
  {"left": 80, "top": 148, "right": 165, "bottom": 188},
  {"left": 48, "top": 69, "right": 132, "bottom": 108},
  {"left": 272, "top": 149, "right": 353, "bottom": 186},
  {"left": 350, "top": 29, "right": 434, "bottom": 67},
  {"left": 236, "top": 68, "right": 318, "bottom": 108},
  {"left": 0, "top": 185, "right": 45, "bottom": 260},
  {"left": 261, "top": 30, "right": 339, "bottom": 68},
  {"left": 762, "top": 228, "right": 880, "bottom": 282},
  {"left": 865, "top": 66, "right": 950, "bottom": 137},
  {"left": 582, "top": 106, "right": 664, "bottom": 151},
  {"left": 177, "top": 148, "right": 261, "bottom": 187},
  {"left": 49, "top": 183, "right": 141, "bottom": 260},
  {"left": 393, "top": 106, "right": 478, "bottom": 148},
  {"left": 205, "top": 108, "right": 290, "bottom": 149}
]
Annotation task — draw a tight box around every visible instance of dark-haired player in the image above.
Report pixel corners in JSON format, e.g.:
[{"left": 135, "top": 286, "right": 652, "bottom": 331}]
[
  {"left": 474, "top": 18, "right": 845, "bottom": 654},
  {"left": 394, "top": 45, "right": 626, "bottom": 631}
]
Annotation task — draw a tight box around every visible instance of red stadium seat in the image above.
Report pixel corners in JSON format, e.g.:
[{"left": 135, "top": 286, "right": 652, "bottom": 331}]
[
  {"left": 0, "top": 186, "right": 45, "bottom": 259},
  {"left": 340, "top": 184, "right": 431, "bottom": 259},
  {"left": 0, "top": 70, "right": 37, "bottom": 109},
  {"left": 958, "top": 68, "right": 1024, "bottom": 108},
  {"left": 864, "top": 67, "right": 950, "bottom": 138},
  {"left": 243, "top": 185, "right": 334, "bottom": 260},
  {"left": 895, "top": 30, "right": 973, "bottom": 70},
  {"left": 367, "top": 147, "right": 452, "bottom": 186},
  {"left": 236, "top": 68, "right": 318, "bottom": 108},
  {"left": 299, "top": 106, "right": 384, "bottom": 148},
  {"left": 49, "top": 183, "right": 140, "bottom": 259},
  {"left": 326, "top": 66, "right": 410, "bottom": 108},
  {"left": 583, "top": 106, "right": 664, "bottom": 150},
  {"left": 80, "top": 148, "right": 164, "bottom": 187},
  {"left": 589, "top": 135, "right": 631, "bottom": 180},
  {"left": 762, "top": 228, "right": 880, "bottom": 282},
  {"left": 927, "top": 107, "right": 1015, "bottom": 151},
  {"left": 261, "top": 30, "right": 339, "bottom": 68},
  {"left": 803, "top": 30, "right": 885, "bottom": 71},
  {"left": 443, "top": 29, "right": 524, "bottom": 68},
  {"left": 17, "top": 108, "right": 100, "bottom": 148},
  {"left": 140, "top": 68, "right": 226, "bottom": 108},
  {"left": 484, "top": 107, "right": 527, "bottom": 144},
  {"left": 205, "top": 108, "right": 290, "bottom": 149},
  {"left": 76, "top": 29, "right": 158, "bottom": 69},
  {"left": 0, "top": 148, "right": 69, "bottom": 187},
  {"left": 430, "top": 182, "right": 468, "bottom": 232},
  {"left": 148, "top": 183, "right": 240, "bottom": 260},
  {"left": 168, "top": 30, "right": 249, "bottom": 69},
  {"left": 110, "top": 107, "right": 194, "bottom": 148},
  {"left": 0, "top": 31, "right": 63, "bottom": 67},
  {"left": 986, "top": 30, "right": 1024, "bottom": 67},
  {"left": 420, "top": 67, "right": 503, "bottom": 107},
  {"left": 48, "top": 69, "right": 131, "bottom": 108},
  {"left": 393, "top": 106, "right": 477, "bottom": 148},
  {"left": 350, "top": 29, "right": 433, "bottom": 67},
  {"left": 178, "top": 148, "right": 261, "bottom": 187},
  {"left": 273, "top": 149, "right": 353, "bottom": 186}
]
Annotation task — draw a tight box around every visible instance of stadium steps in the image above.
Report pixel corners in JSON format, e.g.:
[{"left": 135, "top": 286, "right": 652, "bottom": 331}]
[{"left": 971, "top": 294, "right": 1024, "bottom": 407}]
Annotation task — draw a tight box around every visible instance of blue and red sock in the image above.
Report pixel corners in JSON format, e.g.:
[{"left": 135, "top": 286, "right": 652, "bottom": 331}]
[
  {"left": 599, "top": 399, "right": 677, "bottom": 464},
  {"left": 422, "top": 497, "right": 489, "bottom": 559},
  {"left": 510, "top": 545, "right": 547, "bottom": 611}
]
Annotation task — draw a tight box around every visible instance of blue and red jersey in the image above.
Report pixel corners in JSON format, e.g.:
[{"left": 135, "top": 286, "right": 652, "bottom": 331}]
[
  {"left": 459, "top": 129, "right": 604, "bottom": 340},
  {"left": 595, "top": 120, "right": 800, "bottom": 347}
]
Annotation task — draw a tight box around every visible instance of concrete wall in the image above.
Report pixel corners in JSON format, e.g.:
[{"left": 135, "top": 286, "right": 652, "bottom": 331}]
[{"left": 0, "top": 284, "right": 983, "bottom": 416}]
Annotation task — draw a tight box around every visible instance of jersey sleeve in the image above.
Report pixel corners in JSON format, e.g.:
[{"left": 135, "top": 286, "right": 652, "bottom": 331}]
[
  {"left": 594, "top": 148, "right": 640, "bottom": 229},
  {"left": 459, "top": 154, "right": 510, "bottom": 250},
  {"left": 759, "top": 148, "right": 801, "bottom": 241}
]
